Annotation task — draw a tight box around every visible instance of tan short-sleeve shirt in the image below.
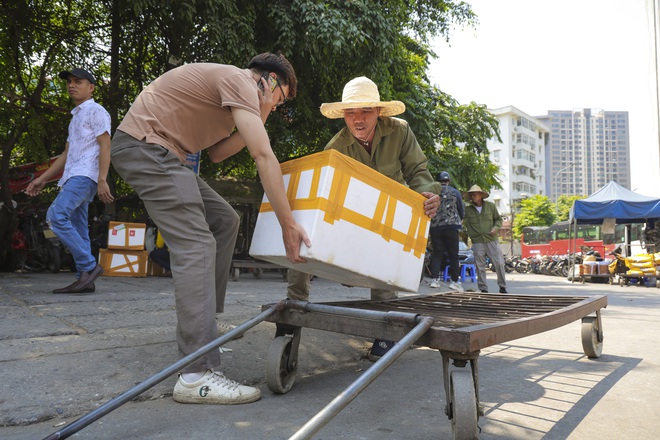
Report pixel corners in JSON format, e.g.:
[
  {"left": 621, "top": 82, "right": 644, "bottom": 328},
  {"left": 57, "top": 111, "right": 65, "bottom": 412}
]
[{"left": 117, "top": 63, "right": 260, "bottom": 161}]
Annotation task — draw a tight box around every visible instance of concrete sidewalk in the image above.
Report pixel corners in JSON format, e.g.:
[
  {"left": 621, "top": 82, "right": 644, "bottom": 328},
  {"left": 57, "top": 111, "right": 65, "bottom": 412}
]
[{"left": 1, "top": 269, "right": 659, "bottom": 439}]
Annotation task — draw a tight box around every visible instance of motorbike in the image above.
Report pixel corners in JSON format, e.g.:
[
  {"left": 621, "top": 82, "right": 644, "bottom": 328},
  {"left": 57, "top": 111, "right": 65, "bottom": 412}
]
[
  {"left": 14, "top": 206, "right": 65, "bottom": 273},
  {"left": 511, "top": 255, "right": 532, "bottom": 273},
  {"left": 503, "top": 255, "right": 516, "bottom": 273},
  {"left": 551, "top": 254, "right": 570, "bottom": 277}
]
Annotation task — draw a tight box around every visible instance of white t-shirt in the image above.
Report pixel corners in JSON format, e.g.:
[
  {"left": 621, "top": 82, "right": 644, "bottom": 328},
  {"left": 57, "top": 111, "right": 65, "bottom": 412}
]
[{"left": 59, "top": 98, "right": 111, "bottom": 187}]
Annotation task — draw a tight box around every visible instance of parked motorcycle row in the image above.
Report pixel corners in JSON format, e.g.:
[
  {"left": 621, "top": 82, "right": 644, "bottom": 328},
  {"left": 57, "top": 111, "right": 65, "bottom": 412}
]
[
  {"left": 498, "top": 254, "right": 573, "bottom": 278},
  {"left": 499, "top": 248, "right": 607, "bottom": 278}
]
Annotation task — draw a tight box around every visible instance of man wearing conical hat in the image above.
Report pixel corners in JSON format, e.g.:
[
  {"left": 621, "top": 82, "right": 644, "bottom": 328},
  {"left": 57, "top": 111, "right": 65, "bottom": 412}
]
[
  {"left": 462, "top": 185, "right": 508, "bottom": 294},
  {"left": 287, "top": 76, "right": 441, "bottom": 361}
]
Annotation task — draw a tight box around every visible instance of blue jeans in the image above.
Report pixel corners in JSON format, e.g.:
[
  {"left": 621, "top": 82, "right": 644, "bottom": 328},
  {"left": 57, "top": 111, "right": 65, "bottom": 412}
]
[{"left": 47, "top": 176, "right": 97, "bottom": 274}]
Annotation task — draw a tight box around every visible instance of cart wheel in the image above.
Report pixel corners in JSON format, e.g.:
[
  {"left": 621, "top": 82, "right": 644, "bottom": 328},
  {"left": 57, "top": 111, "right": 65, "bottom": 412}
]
[
  {"left": 449, "top": 370, "right": 478, "bottom": 440},
  {"left": 232, "top": 268, "right": 240, "bottom": 282},
  {"left": 265, "top": 335, "right": 298, "bottom": 394},
  {"left": 581, "top": 316, "right": 603, "bottom": 358},
  {"left": 253, "top": 268, "right": 263, "bottom": 279}
]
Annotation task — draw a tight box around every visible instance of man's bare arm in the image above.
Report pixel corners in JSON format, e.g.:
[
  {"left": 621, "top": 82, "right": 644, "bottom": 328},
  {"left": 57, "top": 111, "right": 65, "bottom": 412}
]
[{"left": 232, "top": 108, "right": 310, "bottom": 262}]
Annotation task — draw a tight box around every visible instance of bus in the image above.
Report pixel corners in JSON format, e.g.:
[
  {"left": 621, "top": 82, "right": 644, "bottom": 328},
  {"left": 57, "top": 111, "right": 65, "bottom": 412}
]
[{"left": 521, "top": 222, "right": 646, "bottom": 258}]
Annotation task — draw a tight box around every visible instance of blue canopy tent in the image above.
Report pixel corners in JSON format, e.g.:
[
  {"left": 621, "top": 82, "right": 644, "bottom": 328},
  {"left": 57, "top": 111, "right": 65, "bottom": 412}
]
[
  {"left": 568, "top": 181, "right": 660, "bottom": 279},
  {"left": 570, "top": 181, "right": 660, "bottom": 225}
]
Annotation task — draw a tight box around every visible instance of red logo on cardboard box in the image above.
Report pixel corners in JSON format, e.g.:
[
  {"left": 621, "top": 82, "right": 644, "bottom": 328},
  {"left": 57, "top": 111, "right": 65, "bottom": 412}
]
[
  {"left": 112, "top": 230, "right": 118, "bottom": 236},
  {"left": 129, "top": 230, "right": 135, "bottom": 237}
]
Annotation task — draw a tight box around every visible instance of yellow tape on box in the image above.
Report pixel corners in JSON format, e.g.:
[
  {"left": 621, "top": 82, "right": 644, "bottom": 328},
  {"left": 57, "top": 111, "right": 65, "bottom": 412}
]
[{"left": 249, "top": 150, "right": 429, "bottom": 292}]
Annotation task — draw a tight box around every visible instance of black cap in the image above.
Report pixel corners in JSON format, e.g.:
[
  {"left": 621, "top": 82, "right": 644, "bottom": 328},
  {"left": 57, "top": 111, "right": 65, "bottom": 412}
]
[
  {"left": 436, "top": 171, "right": 450, "bottom": 182},
  {"left": 59, "top": 68, "right": 96, "bottom": 85}
]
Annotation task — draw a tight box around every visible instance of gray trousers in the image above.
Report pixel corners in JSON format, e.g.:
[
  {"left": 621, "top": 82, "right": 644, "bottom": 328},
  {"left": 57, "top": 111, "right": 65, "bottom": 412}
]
[
  {"left": 472, "top": 241, "right": 507, "bottom": 292},
  {"left": 287, "top": 269, "right": 397, "bottom": 301},
  {"left": 111, "top": 131, "right": 239, "bottom": 373}
]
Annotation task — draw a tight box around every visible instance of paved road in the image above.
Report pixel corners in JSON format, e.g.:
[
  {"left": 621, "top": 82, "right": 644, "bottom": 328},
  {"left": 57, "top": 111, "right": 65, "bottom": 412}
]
[{"left": 1, "top": 269, "right": 659, "bottom": 439}]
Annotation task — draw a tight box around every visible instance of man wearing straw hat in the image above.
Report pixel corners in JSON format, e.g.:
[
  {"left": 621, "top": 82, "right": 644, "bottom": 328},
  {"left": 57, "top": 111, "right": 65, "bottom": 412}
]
[
  {"left": 287, "top": 76, "right": 441, "bottom": 361},
  {"left": 462, "top": 184, "right": 508, "bottom": 293}
]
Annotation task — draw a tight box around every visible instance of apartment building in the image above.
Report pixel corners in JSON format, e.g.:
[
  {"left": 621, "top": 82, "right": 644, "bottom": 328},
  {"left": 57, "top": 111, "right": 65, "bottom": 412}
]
[
  {"left": 486, "top": 106, "right": 549, "bottom": 218},
  {"left": 537, "top": 109, "right": 631, "bottom": 200}
]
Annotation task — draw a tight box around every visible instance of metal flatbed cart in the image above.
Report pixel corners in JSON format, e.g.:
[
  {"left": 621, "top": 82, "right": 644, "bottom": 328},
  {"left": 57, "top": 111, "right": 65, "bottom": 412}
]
[
  {"left": 577, "top": 272, "right": 614, "bottom": 284},
  {"left": 614, "top": 273, "right": 660, "bottom": 287},
  {"left": 262, "top": 292, "right": 607, "bottom": 440},
  {"left": 230, "top": 258, "right": 287, "bottom": 281}
]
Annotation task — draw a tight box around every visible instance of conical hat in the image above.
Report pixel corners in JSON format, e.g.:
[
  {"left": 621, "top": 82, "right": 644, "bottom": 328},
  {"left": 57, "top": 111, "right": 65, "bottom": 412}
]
[{"left": 462, "top": 184, "right": 490, "bottom": 199}]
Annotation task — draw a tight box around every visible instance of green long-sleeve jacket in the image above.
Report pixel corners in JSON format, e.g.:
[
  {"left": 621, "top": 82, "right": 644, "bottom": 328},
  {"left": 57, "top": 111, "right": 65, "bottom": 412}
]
[
  {"left": 323, "top": 117, "right": 441, "bottom": 194},
  {"left": 463, "top": 200, "right": 503, "bottom": 243}
]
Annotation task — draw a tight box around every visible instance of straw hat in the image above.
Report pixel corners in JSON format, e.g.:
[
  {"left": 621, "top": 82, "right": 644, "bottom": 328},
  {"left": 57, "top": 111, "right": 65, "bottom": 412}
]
[
  {"left": 463, "top": 184, "right": 490, "bottom": 199},
  {"left": 320, "top": 76, "right": 405, "bottom": 119}
]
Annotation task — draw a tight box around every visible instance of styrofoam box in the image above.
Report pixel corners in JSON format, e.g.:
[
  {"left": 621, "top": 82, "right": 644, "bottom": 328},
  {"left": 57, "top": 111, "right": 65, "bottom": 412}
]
[
  {"left": 107, "top": 221, "right": 146, "bottom": 250},
  {"left": 249, "top": 150, "right": 429, "bottom": 292}
]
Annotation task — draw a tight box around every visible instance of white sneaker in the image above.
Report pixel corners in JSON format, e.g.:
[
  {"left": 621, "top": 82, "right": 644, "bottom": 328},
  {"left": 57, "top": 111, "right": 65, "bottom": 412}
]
[
  {"left": 448, "top": 281, "right": 464, "bottom": 291},
  {"left": 217, "top": 320, "right": 243, "bottom": 339},
  {"left": 429, "top": 278, "right": 440, "bottom": 288},
  {"left": 173, "top": 370, "right": 261, "bottom": 404}
]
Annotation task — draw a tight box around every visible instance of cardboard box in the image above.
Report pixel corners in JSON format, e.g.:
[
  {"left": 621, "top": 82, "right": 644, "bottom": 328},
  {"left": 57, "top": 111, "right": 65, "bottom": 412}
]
[
  {"left": 99, "top": 249, "right": 148, "bottom": 277},
  {"left": 582, "top": 262, "right": 598, "bottom": 275},
  {"left": 597, "top": 261, "right": 610, "bottom": 275},
  {"left": 107, "top": 221, "right": 146, "bottom": 250},
  {"left": 249, "top": 150, "right": 429, "bottom": 292},
  {"left": 147, "top": 259, "right": 165, "bottom": 277}
]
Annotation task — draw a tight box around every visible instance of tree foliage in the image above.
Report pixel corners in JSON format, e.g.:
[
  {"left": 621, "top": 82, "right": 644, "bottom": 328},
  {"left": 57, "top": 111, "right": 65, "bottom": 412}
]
[
  {"left": 1, "top": 0, "right": 506, "bottom": 268},
  {"left": 555, "top": 194, "right": 586, "bottom": 222},
  {"left": 512, "top": 195, "right": 555, "bottom": 239}
]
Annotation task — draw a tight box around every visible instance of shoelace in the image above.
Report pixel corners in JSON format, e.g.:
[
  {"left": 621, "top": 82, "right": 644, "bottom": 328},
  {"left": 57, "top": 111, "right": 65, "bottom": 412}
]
[
  {"left": 208, "top": 370, "right": 240, "bottom": 391},
  {"left": 217, "top": 322, "right": 235, "bottom": 332}
]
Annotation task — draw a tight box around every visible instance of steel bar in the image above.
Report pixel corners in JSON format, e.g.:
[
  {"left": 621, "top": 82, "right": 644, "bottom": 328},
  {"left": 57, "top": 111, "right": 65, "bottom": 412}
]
[
  {"left": 281, "top": 299, "right": 423, "bottom": 324},
  {"left": 288, "top": 315, "right": 434, "bottom": 440},
  {"left": 42, "top": 304, "right": 281, "bottom": 440}
]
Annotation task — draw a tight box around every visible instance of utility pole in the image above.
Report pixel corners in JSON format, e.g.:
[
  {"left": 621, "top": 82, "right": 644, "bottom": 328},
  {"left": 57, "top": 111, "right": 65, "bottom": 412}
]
[{"left": 554, "top": 162, "right": 575, "bottom": 219}]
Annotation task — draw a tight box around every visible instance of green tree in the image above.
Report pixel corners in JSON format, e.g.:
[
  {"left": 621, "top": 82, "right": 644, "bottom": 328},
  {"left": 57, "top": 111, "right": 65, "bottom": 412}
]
[
  {"left": 426, "top": 94, "right": 502, "bottom": 193},
  {"left": 2, "top": 0, "right": 504, "bottom": 270},
  {"left": 513, "top": 195, "right": 555, "bottom": 239},
  {"left": 0, "top": 0, "right": 106, "bottom": 268},
  {"left": 214, "top": 0, "right": 480, "bottom": 179},
  {"left": 555, "top": 194, "right": 585, "bottom": 222}
]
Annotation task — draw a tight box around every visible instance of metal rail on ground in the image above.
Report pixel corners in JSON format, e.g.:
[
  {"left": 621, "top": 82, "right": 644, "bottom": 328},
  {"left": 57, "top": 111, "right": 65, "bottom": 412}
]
[{"left": 42, "top": 305, "right": 281, "bottom": 440}]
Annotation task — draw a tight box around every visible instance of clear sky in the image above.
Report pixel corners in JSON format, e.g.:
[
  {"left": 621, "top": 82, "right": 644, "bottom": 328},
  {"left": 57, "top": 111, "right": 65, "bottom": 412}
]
[{"left": 428, "top": 0, "right": 660, "bottom": 197}]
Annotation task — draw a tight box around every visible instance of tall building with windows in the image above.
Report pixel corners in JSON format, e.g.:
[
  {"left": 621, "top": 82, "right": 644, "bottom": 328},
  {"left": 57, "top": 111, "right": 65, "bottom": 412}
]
[
  {"left": 537, "top": 109, "right": 631, "bottom": 200},
  {"left": 486, "top": 106, "right": 549, "bottom": 218}
]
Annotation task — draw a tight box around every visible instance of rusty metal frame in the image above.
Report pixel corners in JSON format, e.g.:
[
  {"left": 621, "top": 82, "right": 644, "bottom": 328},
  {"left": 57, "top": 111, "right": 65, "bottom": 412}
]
[
  {"left": 263, "top": 292, "right": 608, "bottom": 354},
  {"left": 263, "top": 293, "right": 607, "bottom": 439}
]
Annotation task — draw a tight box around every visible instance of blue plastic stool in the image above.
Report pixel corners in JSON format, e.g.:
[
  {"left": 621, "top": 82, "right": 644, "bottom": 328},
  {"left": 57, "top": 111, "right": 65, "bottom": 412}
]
[
  {"left": 442, "top": 266, "right": 451, "bottom": 281},
  {"left": 460, "top": 264, "right": 477, "bottom": 282}
]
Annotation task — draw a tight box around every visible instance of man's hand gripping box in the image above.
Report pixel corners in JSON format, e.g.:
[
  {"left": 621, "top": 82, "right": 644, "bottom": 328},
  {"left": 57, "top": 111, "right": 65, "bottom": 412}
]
[{"left": 249, "top": 150, "right": 429, "bottom": 292}]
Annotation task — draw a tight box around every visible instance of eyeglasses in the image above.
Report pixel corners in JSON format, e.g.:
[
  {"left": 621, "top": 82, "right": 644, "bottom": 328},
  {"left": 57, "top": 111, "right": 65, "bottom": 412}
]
[{"left": 274, "top": 78, "right": 287, "bottom": 108}]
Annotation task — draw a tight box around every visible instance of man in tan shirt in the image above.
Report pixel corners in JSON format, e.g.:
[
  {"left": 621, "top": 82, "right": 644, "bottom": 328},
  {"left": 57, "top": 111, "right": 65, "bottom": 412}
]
[{"left": 111, "top": 53, "right": 310, "bottom": 405}]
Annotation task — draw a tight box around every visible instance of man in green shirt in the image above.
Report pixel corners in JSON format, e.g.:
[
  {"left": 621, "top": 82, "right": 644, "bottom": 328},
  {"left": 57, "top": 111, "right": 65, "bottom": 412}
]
[
  {"left": 287, "top": 76, "right": 441, "bottom": 360},
  {"left": 462, "top": 185, "right": 508, "bottom": 293}
]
